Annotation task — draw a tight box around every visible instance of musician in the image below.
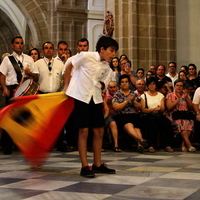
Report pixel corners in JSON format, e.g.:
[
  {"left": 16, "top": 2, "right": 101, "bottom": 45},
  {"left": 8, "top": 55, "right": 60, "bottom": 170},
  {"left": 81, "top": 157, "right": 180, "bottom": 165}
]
[
  {"left": 57, "top": 38, "right": 89, "bottom": 152},
  {"left": 33, "top": 41, "right": 64, "bottom": 93},
  {"left": 0, "top": 36, "right": 36, "bottom": 154}
]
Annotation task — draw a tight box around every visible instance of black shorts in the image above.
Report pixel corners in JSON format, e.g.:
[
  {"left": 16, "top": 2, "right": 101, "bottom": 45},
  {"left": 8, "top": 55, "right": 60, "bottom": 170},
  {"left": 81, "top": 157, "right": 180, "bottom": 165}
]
[{"left": 74, "top": 98, "right": 104, "bottom": 128}]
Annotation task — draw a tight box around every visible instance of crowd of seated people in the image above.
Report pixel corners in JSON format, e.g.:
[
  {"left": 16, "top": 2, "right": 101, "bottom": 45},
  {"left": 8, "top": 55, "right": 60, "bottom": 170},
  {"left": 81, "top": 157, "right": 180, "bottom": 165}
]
[
  {"left": 2, "top": 43, "right": 200, "bottom": 154},
  {"left": 102, "top": 55, "right": 200, "bottom": 153}
]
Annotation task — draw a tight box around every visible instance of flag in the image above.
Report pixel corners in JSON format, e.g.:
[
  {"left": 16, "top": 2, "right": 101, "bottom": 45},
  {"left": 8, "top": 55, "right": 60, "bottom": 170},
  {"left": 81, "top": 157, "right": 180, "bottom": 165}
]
[{"left": 0, "top": 92, "right": 74, "bottom": 167}]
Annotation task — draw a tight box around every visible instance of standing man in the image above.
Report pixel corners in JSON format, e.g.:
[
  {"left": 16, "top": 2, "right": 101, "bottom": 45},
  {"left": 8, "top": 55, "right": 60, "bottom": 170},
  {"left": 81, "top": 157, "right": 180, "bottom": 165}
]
[
  {"left": 192, "top": 88, "right": 200, "bottom": 143},
  {"left": 156, "top": 65, "right": 172, "bottom": 88},
  {"left": 149, "top": 65, "right": 157, "bottom": 76},
  {"left": 64, "top": 36, "right": 119, "bottom": 178},
  {"left": 62, "top": 38, "right": 89, "bottom": 75},
  {"left": 33, "top": 42, "right": 64, "bottom": 93},
  {"left": 166, "top": 62, "right": 178, "bottom": 86},
  {"left": 55, "top": 41, "right": 69, "bottom": 64},
  {"left": 58, "top": 38, "right": 90, "bottom": 151},
  {"left": 0, "top": 36, "right": 36, "bottom": 154}
]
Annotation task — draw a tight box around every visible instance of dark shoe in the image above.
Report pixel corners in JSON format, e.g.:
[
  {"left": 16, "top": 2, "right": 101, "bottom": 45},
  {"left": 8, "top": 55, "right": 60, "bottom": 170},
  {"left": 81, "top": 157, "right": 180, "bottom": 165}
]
[
  {"left": 113, "top": 147, "right": 122, "bottom": 152},
  {"left": 80, "top": 166, "right": 95, "bottom": 178},
  {"left": 4, "top": 150, "right": 12, "bottom": 155},
  {"left": 92, "top": 163, "right": 116, "bottom": 174},
  {"left": 56, "top": 146, "right": 68, "bottom": 152},
  {"left": 140, "top": 140, "right": 148, "bottom": 148},
  {"left": 3, "top": 148, "right": 12, "bottom": 155},
  {"left": 138, "top": 145, "right": 144, "bottom": 153}
]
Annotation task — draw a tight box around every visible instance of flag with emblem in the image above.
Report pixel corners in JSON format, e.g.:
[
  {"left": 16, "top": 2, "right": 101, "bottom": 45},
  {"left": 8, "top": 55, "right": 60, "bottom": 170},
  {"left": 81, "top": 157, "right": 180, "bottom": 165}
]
[{"left": 0, "top": 92, "right": 74, "bottom": 167}]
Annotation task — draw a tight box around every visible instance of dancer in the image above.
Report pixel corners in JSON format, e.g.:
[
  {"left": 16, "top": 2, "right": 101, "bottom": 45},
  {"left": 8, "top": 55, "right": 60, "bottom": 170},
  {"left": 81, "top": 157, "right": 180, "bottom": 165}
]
[{"left": 63, "top": 36, "right": 119, "bottom": 178}]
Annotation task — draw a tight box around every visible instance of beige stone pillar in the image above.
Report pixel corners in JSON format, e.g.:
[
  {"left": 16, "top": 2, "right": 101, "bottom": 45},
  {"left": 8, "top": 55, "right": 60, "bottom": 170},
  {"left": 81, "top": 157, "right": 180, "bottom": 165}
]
[{"left": 105, "top": 0, "right": 176, "bottom": 71}]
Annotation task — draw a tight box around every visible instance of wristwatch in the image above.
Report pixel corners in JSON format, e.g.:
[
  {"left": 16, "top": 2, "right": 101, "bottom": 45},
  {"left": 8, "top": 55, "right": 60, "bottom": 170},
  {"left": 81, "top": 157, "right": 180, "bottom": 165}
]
[{"left": 196, "top": 112, "right": 200, "bottom": 115}]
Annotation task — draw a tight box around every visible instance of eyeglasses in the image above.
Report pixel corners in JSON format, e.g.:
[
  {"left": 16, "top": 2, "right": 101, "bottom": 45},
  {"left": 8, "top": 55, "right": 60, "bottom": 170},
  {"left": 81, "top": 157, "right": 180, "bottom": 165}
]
[{"left": 121, "top": 63, "right": 127, "bottom": 65}]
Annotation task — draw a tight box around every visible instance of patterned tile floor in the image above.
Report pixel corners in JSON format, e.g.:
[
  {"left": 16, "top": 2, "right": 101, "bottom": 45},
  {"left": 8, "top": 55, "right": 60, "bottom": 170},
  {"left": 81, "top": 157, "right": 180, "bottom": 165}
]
[{"left": 0, "top": 148, "right": 200, "bottom": 199}]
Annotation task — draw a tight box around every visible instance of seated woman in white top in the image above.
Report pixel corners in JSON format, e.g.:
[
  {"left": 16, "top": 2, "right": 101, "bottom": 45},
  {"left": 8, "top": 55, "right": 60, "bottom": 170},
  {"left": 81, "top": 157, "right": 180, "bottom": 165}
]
[{"left": 140, "top": 77, "right": 174, "bottom": 153}]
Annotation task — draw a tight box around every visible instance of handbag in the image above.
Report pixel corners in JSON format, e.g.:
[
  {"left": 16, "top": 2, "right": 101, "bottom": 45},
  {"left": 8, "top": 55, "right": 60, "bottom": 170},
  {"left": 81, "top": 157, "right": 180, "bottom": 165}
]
[{"left": 172, "top": 110, "right": 195, "bottom": 120}]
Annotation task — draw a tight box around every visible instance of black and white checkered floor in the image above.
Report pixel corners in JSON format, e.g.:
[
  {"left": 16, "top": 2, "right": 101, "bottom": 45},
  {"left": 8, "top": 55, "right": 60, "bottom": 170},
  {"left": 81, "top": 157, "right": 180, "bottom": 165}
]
[{"left": 0, "top": 148, "right": 200, "bottom": 200}]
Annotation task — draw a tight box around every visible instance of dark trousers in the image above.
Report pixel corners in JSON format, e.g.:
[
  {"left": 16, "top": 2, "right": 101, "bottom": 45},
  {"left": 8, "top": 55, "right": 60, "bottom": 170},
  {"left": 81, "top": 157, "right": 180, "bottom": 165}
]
[
  {"left": 1, "top": 85, "right": 18, "bottom": 154},
  {"left": 56, "top": 109, "right": 78, "bottom": 151},
  {"left": 141, "top": 113, "right": 174, "bottom": 148},
  {"left": 194, "top": 120, "right": 200, "bottom": 144}
]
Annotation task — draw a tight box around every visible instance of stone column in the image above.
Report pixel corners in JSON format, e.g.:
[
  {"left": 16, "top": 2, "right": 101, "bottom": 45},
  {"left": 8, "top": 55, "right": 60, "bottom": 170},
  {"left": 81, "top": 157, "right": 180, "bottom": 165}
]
[
  {"left": 51, "top": 0, "right": 88, "bottom": 54},
  {"left": 105, "top": 0, "right": 176, "bottom": 71}
]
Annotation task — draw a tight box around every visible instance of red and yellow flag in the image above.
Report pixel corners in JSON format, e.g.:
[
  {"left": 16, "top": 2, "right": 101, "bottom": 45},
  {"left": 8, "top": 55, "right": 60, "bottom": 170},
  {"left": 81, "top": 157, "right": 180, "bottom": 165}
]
[{"left": 0, "top": 92, "right": 74, "bottom": 167}]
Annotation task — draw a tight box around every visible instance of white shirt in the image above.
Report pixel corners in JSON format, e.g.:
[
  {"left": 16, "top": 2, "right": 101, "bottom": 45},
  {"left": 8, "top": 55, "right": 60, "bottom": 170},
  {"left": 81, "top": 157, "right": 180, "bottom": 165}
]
[
  {"left": 0, "top": 52, "right": 34, "bottom": 85},
  {"left": 104, "top": 68, "right": 116, "bottom": 89},
  {"left": 62, "top": 53, "right": 78, "bottom": 75},
  {"left": 33, "top": 57, "right": 64, "bottom": 92},
  {"left": 166, "top": 73, "right": 178, "bottom": 87},
  {"left": 55, "top": 55, "right": 65, "bottom": 64},
  {"left": 193, "top": 87, "right": 200, "bottom": 109},
  {"left": 141, "top": 92, "right": 164, "bottom": 108},
  {"left": 66, "top": 52, "right": 110, "bottom": 104}
]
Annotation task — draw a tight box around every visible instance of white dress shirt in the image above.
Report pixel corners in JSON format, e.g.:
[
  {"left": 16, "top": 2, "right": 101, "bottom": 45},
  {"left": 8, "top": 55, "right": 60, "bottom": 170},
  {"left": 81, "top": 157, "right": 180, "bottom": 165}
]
[
  {"left": 33, "top": 57, "right": 64, "bottom": 92},
  {"left": 166, "top": 73, "right": 178, "bottom": 87},
  {"left": 0, "top": 52, "right": 34, "bottom": 85},
  {"left": 66, "top": 52, "right": 110, "bottom": 104},
  {"left": 193, "top": 87, "right": 200, "bottom": 110}
]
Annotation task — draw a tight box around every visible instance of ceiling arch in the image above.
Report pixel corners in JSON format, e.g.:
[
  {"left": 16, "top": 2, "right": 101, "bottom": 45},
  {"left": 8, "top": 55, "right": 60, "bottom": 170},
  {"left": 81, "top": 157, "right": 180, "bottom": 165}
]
[
  {"left": 0, "top": 0, "right": 48, "bottom": 57},
  {"left": 0, "top": 0, "right": 29, "bottom": 40}
]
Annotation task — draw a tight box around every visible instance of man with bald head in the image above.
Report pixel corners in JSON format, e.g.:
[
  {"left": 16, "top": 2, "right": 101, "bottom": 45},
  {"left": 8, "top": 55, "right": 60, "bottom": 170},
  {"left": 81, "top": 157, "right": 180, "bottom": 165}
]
[
  {"left": 134, "top": 79, "right": 146, "bottom": 99},
  {"left": 105, "top": 81, "right": 121, "bottom": 152}
]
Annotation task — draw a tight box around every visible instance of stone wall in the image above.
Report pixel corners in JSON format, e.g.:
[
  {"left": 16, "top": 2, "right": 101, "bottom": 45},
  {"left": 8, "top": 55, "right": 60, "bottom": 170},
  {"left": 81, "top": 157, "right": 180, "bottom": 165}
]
[
  {"left": 105, "top": 0, "right": 176, "bottom": 71},
  {"left": 0, "top": 0, "right": 89, "bottom": 56},
  {"left": 0, "top": 0, "right": 176, "bottom": 69}
]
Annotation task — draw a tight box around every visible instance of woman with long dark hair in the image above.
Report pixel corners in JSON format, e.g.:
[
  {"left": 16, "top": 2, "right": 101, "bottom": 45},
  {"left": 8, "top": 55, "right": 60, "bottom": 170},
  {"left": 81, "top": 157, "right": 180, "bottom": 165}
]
[{"left": 28, "top": 48, "right": 41, "bottom": 62}]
